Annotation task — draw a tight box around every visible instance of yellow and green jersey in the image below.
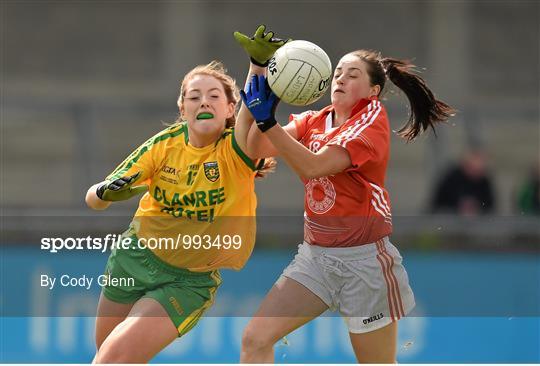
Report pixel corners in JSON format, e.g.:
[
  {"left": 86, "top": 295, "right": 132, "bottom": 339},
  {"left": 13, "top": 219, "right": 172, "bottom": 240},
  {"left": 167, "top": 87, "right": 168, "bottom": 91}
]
[{"left": 106, "top": 122, "right": 259, "bottom": 272}]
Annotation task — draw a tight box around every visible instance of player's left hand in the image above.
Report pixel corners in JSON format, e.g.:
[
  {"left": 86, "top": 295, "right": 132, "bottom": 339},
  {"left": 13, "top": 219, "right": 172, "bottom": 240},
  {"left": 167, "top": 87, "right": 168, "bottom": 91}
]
[
  {"left": 234, "top": 24, "right": 290, "bottom": 67},
  {"left": 240, "top": 74, "right": 279, "bottom": 132}
]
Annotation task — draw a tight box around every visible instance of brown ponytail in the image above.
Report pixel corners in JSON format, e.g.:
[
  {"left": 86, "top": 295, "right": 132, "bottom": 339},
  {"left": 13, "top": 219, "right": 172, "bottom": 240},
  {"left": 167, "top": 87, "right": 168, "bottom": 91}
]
[{"left": 348, "top": 50, "right": 456, "bottom": 141}]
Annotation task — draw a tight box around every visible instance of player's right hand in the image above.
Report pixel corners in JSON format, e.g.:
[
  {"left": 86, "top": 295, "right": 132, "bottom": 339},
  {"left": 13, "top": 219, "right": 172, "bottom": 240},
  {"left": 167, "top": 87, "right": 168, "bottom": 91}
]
[
  {"left": 240, "top": 74, "right": 279, "bottom": 132},
  {"left": 96, "top": 172, "right": 148, "bottom": 201},
  {"left": 233, "top": 24, "right": 290, "bottom": 67}
]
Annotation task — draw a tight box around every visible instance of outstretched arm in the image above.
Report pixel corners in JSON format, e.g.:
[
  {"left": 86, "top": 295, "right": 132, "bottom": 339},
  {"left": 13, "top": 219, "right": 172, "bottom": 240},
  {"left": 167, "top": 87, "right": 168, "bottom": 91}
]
[
  {"left": 234, "top": 61, "right": 269, "bottom": 158},
  {"left": 86, "top": 183, "right": 111, "bottom": 210},
  {"left": 238, "top": 64, "right": 299, "bottom": 159},
  {"left": 264, "top": 124, "right": 351, "bottom": 179},
  {"left": 241, "top": 75, "right": 352, "bottom": 179},
  {"left": 234, "top": 25, "right": 296, "bottom": 159},
  {"left": 85, "top": 172, "right": 148, "bottom": 210}
]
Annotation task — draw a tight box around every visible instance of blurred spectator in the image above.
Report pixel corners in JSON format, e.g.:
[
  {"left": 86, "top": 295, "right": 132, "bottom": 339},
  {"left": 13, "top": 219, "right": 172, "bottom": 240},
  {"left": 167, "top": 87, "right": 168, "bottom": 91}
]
[
  {"left": 516, "top": 163, "right": 540, "bottom": 215},
  {"left": 430, "top": 149, "right": 495, "bottom": 215}
]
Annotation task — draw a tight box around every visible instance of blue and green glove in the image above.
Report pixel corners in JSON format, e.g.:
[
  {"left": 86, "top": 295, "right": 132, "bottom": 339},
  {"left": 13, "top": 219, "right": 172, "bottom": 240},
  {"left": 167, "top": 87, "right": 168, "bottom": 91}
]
[
  {"left": 240, "top": 74, "right": 279, "bottom": 132},
  {"left": 234, "top": 24, "right": 289, "bottom": 67},
  {"left": 96, "top": 172, "right": 148, "bottom": 201}
]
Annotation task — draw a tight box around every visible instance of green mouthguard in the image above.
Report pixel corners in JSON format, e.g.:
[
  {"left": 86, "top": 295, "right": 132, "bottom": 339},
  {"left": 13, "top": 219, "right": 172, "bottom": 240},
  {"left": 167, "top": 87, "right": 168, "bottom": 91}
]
[{"left": 196, "top": 112, "right": 214, "bottom": 120}]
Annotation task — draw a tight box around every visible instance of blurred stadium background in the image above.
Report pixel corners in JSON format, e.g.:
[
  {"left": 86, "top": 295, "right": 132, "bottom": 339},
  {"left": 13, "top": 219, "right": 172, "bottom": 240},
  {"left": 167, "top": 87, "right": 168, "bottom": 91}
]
[{"left": 1, "top": 1, "right": 539, "bottom": 363}]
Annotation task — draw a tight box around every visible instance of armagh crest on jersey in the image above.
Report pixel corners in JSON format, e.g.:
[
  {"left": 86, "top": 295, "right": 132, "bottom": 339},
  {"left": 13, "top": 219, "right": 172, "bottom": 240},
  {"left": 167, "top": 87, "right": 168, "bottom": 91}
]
[{"left": 290, "top": 97, "right": 393, "bottom": 247}]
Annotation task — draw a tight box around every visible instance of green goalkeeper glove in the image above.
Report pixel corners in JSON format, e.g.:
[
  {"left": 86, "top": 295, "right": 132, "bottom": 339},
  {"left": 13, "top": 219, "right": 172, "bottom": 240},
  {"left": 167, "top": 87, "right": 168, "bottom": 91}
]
[
  {"left": 96, "top": 172, "right": 148, "bottom": 202},
  {"left": 234, "top": 24, "right": 290, "bottom": 67}
]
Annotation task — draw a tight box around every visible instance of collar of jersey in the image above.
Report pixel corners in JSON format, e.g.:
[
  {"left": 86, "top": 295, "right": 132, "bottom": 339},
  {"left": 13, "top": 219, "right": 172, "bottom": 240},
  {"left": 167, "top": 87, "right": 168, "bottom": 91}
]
[
  {"left": 320, "top": 96, "right": 378, "bottom": 129},
  {"left": 349, "top": 96, "right": 378, "bottom": 118},
  {"left": 184, "top": 125, "right": 231, "bottom": 153},
  {"left": 326, "top": 96, "right": 378, "bottom": 119}
]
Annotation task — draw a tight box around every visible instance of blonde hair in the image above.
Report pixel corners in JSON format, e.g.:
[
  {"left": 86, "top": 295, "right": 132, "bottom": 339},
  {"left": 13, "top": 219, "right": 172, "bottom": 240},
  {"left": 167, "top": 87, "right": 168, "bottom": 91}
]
[{"left": 178, "top": 60, "right": 239, "bottom": 128}]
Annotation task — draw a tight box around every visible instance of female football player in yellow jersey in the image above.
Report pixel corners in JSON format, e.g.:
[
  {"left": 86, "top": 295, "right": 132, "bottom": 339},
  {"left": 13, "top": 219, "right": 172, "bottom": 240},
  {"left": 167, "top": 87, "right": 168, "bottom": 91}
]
[{"left": 85, "top": 60, "right": 280, "bottom": 363}]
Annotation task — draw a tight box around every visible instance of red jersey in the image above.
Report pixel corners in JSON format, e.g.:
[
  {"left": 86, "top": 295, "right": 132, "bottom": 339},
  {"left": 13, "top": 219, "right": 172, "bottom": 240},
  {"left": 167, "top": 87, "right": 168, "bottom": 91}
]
[{"left": 291, "top": 97, "right": 392, "bottom": 247}]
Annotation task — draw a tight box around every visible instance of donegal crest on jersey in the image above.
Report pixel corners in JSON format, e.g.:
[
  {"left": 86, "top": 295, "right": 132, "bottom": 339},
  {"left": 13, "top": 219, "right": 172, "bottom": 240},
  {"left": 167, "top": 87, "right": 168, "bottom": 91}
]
[{"left": 203, "top": 161, "right": 220, "bottom": 182}]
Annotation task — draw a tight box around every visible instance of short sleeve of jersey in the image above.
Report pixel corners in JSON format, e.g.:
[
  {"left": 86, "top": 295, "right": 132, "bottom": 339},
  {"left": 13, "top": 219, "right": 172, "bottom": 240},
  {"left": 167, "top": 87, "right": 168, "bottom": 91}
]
[
  {"left": 226, "top": 129, "right": 259, "bottom": 178},
  {"left": 106, "top": 125, "right": 184, "bottom": 183},
  {"left": 326, "top": 104, "right": 387, "bottom": 170},
  {"left": 289, "top": 111, "right": 317, "bottom": 140}
]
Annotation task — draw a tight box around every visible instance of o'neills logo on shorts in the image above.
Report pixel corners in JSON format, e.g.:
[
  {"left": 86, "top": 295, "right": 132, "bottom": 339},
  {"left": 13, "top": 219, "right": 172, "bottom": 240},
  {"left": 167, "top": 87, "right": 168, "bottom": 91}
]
[
  {"left": 363, "top": 312, "right": 384, "bottom": 325},
  {"left": 169, "top": 296, "right": 184, "bottom": 316}
]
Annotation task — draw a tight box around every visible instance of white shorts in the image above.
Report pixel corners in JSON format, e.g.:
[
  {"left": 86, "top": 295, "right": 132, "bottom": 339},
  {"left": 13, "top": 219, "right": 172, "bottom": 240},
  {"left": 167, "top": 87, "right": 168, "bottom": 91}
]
[{"left": 280, "top": 237, "right": 415, "bottom": 333}]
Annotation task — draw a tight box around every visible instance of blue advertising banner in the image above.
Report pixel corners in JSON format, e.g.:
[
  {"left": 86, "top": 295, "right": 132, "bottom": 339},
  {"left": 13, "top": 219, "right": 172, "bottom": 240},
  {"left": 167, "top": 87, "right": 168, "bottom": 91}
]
[{"left": 1, "top": 247, "right": 539, "bottom": 363}]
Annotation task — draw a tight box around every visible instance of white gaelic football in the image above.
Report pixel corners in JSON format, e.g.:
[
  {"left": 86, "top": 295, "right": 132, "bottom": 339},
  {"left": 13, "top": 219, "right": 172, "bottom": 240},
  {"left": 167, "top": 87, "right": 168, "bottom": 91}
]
[{"left": 267, "top": 40, "right": 332, "bottom": 106}]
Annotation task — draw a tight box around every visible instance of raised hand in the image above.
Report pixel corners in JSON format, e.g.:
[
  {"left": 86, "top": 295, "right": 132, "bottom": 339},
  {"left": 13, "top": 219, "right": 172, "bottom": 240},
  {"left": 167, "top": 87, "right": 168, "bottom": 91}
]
[
  {"left": 234, "top": 24, "right": 290, "bottom": 67},
  {"left": 240, "top": 74, "right": 280, "bottom": 132}
]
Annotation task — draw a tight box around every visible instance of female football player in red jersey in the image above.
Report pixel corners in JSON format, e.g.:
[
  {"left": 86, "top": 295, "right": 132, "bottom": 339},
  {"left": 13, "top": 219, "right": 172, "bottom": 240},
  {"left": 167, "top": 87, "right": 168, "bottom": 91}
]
[{"left": 235, "top": 26, "right": 454, "bottom": 363}]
